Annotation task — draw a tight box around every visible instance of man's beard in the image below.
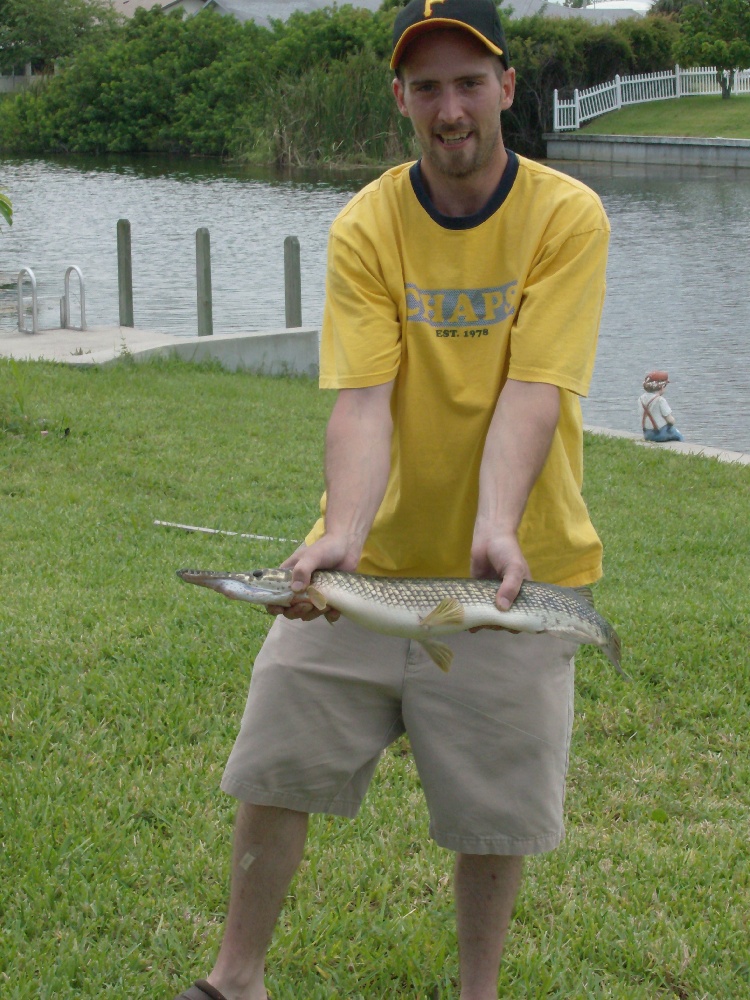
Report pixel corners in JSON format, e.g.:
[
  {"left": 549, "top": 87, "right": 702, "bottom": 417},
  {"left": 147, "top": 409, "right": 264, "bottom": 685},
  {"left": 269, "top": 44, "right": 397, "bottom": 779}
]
[{"left": 422, "top": 116, "right": 503, "bottom": 180}]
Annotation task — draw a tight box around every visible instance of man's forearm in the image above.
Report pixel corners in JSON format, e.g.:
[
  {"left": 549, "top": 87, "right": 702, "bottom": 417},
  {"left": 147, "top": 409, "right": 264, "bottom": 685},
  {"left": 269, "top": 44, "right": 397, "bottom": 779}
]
[
  {"left": 322, "top": 383, "right": 394, "bottom": 568},
  {"left": 472, "top": 379, "right": 560, "bottom": 604},
  {"left": 475, "top": 379, "right": 560, "bottom": 535}
]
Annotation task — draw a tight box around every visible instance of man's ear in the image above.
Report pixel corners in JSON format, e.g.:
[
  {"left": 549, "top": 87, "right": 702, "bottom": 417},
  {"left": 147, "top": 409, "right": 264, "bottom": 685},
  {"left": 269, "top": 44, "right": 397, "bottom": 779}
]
[
  {"left": 393, "top": 76, "right": 410, "bottom": 118},
  {"left": 500, "top": 67, "right": 516, "bottom": 112}
]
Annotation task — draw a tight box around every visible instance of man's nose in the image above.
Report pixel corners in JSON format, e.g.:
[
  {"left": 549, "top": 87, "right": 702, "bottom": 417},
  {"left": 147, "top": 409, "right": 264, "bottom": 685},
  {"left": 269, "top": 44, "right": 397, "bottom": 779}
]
[{"left": 437, "top": 87, "right": 464, "bottom": 125}]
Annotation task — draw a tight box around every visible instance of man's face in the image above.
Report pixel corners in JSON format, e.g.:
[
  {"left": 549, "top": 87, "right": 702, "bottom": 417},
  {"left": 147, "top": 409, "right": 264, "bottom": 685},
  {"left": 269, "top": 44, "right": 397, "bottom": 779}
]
[{"left": 393, "top": 29, "right": 515, "bottom": 182}]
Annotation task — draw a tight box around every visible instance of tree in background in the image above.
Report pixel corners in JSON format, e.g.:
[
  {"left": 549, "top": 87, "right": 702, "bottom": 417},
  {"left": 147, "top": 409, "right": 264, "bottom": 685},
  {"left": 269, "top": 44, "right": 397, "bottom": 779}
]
[
  {"left": 674, "top": 0, "right": 750, "bottom": 97},
  {"left": 0, "top": 0, "right": 119, "bottom": 74}
]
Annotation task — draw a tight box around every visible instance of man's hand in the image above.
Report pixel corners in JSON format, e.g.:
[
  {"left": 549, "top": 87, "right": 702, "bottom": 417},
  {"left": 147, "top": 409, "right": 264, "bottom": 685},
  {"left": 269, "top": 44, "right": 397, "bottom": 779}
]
[
  {"left": 470, "top": 529, "right": 530, "bottom": 621},
  {"left": 266, "top": 536, "right": 356, "bottom": 623}
]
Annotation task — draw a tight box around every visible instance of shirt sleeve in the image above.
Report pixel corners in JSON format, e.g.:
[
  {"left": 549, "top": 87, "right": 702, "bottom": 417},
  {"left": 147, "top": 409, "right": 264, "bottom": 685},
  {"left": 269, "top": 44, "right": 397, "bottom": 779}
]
[
  {"left": 319, "top": 231, "right": 402, "bottom": 390},
  {"left": 508, "top": 220, "right": 610, "bottom": 398}
]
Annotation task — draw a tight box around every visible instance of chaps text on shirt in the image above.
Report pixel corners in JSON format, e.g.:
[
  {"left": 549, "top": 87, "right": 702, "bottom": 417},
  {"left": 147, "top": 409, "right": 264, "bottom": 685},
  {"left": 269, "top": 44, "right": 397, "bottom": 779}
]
[{"left": 405, "top": 281, "right": 518, "bottom": 329}]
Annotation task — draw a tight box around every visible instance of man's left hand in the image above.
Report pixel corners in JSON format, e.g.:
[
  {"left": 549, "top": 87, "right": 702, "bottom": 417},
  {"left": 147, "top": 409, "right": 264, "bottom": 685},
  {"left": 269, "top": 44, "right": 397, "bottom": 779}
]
[{"left": 470, "top": 529, "right": 530, "bottom": 616}]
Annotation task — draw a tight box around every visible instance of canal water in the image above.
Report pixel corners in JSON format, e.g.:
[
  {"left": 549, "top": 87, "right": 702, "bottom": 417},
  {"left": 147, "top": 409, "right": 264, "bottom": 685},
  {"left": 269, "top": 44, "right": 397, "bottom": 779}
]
[{"left": 1, "top": 154, "right": 748, "bottom": 453}]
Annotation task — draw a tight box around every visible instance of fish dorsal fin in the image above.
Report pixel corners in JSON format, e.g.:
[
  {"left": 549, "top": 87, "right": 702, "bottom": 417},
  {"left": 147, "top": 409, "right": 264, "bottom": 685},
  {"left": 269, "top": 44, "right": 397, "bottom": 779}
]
[
  {"left": 573, "top": 586, "right": 594, "bottom": 606},
  {"left": 420, "top": 598, "right": 464, "bottom": 630},
  {"left": 419, "top": 639, "right": 454, "bottom": 673},
  {"left": 307, "top": 586, "right": 328, "bottom": 611}
]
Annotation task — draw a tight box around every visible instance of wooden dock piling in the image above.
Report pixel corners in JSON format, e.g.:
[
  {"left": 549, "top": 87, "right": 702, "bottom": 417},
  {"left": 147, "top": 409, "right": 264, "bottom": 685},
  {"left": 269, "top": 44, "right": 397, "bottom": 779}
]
[
  {"left": 196, "top": 227, "right": 213, "bottom": 337},
  {"left": 284, "top": 235, "right": 302, "bottom": 328},
  {"left": 117, "top": 219, "right": 134, "bottom": 327}
]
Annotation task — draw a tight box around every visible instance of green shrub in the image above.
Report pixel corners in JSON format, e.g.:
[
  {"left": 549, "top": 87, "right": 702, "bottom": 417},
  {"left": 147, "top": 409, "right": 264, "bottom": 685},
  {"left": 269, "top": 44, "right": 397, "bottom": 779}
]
[{"left": 615, "top": 14, "right": 680, "bottom": 74}]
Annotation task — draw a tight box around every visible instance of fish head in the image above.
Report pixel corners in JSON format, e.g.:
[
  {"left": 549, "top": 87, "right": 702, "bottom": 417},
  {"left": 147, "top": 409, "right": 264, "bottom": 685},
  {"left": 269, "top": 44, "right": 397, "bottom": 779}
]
[{"left": 177, "top": 568, "right": 295, "bottom": 605}]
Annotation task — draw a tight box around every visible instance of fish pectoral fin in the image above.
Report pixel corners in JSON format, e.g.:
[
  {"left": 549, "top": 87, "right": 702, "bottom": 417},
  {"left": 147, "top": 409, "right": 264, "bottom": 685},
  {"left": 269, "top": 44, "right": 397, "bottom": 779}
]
[
  {"left": 419, "top": 639, "right": 454, "bottom": 673},
  {"left": 419, "top": 598, "right": 465, "bottom": 630},
  {"left": 307, "top": 586, "right": 328, "bottom": 611}
]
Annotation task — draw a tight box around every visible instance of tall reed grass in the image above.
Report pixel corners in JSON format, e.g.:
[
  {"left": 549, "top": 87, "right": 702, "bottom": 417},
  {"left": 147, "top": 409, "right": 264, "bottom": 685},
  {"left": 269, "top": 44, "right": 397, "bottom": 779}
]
[{"left": 242, "top": 50, "right": 416, "bottom": 167}]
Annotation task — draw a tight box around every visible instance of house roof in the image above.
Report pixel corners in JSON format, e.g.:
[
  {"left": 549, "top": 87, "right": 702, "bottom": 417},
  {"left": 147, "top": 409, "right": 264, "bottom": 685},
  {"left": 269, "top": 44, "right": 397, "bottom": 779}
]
[
  {"left": 109, "top": 0, "right": 184, "bottom": 14},
  {"left": 532, "top": 0, "right": 648, "bottom": 20},
  {"left": 237, "top": 0, "right": 648, "bottom": 22},
  {"left": 110, "top": 0, "right": 646, "bottom": 24},
  {"left": 205, "top": 0, "right": 382, "bottom": 26}
]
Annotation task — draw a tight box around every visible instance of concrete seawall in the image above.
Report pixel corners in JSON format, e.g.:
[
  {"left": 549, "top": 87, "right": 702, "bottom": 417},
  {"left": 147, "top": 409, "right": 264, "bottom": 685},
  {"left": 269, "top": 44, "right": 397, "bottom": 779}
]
[
  {"left": 584, "top": 425, "right": 749, "bottom": 467},
  {"left": 544, "top": 133, "right": 750, "bottom": 169},
  {"left": 0, "top": 324, "right": 320, "bottom": 378}
]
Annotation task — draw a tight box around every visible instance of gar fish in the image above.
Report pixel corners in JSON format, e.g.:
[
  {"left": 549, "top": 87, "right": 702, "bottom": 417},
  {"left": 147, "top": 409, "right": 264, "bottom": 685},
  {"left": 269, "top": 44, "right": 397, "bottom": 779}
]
[{"left": 177, "top": 567, "right": 624, "bottom": 677}]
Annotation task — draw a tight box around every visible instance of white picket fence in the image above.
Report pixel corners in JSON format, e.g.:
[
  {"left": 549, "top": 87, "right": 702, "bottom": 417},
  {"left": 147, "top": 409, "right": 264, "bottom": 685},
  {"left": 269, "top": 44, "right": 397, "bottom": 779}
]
[{"left": 553, "top": 65, "right": 750, "bottom": 131}]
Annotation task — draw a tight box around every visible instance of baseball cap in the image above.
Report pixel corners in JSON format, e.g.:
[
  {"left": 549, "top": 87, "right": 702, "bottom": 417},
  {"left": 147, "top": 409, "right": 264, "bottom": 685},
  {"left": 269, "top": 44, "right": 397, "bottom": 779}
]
[{"left": 390, "top": 0, "right": 510, "bottom": 71}]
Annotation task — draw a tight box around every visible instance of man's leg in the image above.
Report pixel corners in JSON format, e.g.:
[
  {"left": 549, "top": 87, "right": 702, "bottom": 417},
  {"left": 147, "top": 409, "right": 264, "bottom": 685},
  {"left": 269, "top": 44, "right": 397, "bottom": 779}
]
[
  {"left": 206, "top": 803, "right": 309, "bottom": 1000},
  {"left": 455, "top": 853, "right": 524, "bottom": 1000}
]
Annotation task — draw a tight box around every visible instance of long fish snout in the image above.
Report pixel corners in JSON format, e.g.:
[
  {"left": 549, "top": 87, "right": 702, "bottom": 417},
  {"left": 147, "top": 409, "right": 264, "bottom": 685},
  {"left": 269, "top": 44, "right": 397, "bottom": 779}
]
[{"left": 176, "top": 568, "right": 296, "bottom": 605}]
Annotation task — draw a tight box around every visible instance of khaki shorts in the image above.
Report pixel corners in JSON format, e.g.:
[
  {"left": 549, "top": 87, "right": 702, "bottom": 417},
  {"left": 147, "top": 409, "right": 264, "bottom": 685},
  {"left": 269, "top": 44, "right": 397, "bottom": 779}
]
[{"left": 222, "top": 616, "right": 576, "bottom": 855}]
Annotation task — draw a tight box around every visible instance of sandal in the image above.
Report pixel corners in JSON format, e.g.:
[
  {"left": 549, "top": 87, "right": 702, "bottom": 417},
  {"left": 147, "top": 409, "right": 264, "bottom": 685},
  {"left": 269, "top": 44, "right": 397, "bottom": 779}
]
[
  {"left": 174, "top": 982, "right": 271, "bottom": 1000},
  {"left": 175, "top": 982, "right": 229, "bottom": 1000}
]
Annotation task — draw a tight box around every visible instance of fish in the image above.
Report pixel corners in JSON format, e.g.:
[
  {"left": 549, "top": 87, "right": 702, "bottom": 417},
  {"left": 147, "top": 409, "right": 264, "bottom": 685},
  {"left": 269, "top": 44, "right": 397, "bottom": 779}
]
[{"left": 177, "top": 567, "right": 625, "bottom": 677}]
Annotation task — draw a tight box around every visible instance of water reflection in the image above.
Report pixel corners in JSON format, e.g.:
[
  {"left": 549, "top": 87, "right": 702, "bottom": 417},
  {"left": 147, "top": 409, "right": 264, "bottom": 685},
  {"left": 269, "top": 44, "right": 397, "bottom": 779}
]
[{"left": 1, "top": 154, "right": 748, "bottom": 453}]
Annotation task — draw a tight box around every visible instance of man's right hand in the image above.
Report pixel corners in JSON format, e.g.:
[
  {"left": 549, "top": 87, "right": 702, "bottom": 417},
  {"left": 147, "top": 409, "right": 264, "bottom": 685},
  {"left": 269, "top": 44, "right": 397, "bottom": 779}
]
[{"left": 266, "top": 536, "right": 359, "bottom": 623}]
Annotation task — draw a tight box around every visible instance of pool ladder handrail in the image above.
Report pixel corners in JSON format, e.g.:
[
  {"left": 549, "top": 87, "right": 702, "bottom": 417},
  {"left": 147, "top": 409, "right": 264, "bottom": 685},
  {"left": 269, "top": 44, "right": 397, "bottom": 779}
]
[
  {"left": 60, "top": 265, "right": 87, "bottom": 331},
  {"left": 17, "top": 265, "right": 87, "bottom": 333},
  {"left": 16, "top": 266, "right": 39, "bottom": 334}
]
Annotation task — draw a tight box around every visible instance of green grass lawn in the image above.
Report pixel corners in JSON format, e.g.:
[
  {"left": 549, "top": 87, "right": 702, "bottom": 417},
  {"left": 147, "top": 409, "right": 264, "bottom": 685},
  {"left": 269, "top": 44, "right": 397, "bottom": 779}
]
[
  {"left": 2, "top": 358, "right": 749, "bottom": 999},
  {"left": 580, "top": 93, "right": 750, "bottom": 139}
]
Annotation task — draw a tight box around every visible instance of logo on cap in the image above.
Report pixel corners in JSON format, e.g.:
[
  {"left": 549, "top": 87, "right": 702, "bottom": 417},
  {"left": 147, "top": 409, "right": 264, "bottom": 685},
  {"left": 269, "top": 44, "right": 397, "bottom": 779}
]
[{"left": 424, "top": 0, "right": 447, "bottom": 15}]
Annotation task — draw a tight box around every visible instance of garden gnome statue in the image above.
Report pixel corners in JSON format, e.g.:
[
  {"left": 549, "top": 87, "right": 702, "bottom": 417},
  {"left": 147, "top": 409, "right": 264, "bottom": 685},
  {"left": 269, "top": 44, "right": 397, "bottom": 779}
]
[{"left": 639, "top": 370, "right": 684, "bottom": 442}]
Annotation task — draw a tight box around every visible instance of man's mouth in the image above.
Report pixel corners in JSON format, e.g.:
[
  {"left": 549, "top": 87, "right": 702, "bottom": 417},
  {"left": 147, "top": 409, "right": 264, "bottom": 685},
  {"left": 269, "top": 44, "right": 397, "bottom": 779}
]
[{"left": 436, "top": 131, "right": 471, "bottom": 146}]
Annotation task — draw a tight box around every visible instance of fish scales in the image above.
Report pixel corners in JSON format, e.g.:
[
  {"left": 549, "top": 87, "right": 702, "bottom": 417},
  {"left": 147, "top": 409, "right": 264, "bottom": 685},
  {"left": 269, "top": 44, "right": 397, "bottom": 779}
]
[
  {"left": 177, "top": 567, "right": 624, "bottom": 677},
  {"left": 317, "top": 572, "right": 597, "bottom": 624}
]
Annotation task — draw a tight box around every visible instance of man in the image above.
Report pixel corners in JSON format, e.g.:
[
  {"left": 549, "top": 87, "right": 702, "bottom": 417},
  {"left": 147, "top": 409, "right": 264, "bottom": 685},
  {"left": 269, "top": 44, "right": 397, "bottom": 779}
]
[{"left": 176, "top": 1, "right": 609, "bottom": 998}]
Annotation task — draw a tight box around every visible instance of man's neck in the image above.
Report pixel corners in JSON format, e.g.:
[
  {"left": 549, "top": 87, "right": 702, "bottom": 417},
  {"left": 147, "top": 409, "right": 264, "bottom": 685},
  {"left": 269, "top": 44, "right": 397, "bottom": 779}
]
[{"left": 420, "top": 147, "right": 509, "bottom": 218}]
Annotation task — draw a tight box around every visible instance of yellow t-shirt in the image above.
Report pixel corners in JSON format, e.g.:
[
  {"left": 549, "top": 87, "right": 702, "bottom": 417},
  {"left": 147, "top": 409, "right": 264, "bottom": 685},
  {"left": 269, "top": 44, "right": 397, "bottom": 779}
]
[{"left": 307, "top": 153, "right": 610, "bottom": 587}]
